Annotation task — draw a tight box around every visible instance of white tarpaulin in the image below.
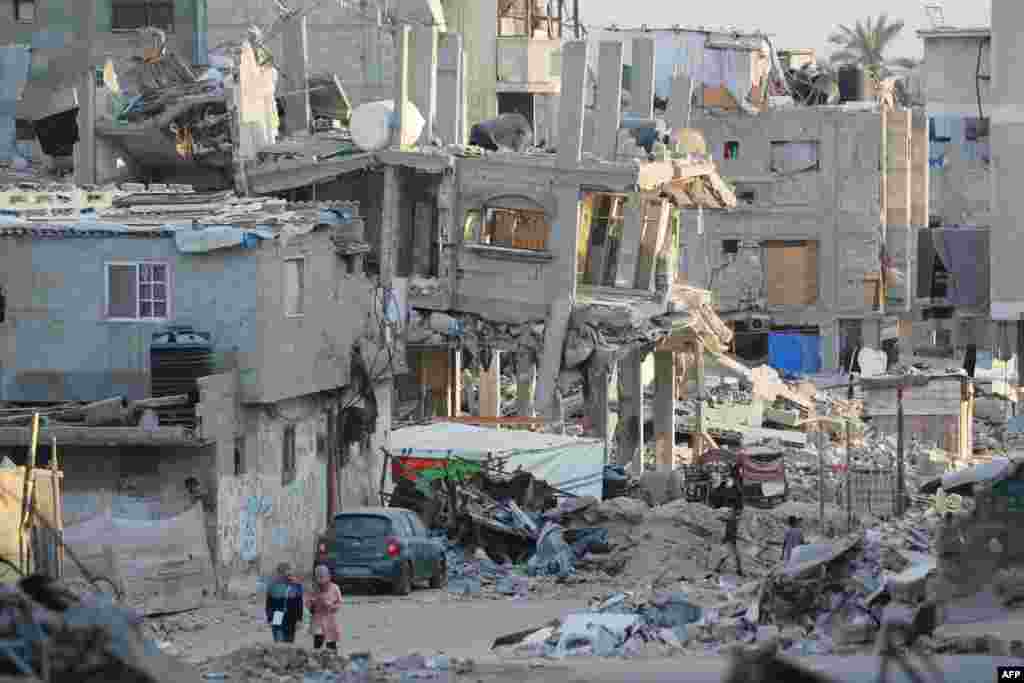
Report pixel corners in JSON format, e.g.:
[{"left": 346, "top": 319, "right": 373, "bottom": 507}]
[{"left": 387, "top": 422, "right": 606, "bottom": 499}]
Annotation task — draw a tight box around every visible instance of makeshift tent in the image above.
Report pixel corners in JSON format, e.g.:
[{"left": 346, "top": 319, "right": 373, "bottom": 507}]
[{"left": 386, "top": 422, "right": 606, "bottom": 500}]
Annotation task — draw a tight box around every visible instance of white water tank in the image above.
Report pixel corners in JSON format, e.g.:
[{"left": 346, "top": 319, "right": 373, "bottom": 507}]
[{"left": 349, "top": 100, "right": 425, "bottom": 152}]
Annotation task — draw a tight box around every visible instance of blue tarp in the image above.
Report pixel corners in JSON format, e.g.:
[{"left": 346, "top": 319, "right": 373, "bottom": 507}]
[
  {"left": 0, "top": 46, "right": 32, "bottom": 162},
  {"left": 168, "top": 224, "right": 275, "bottom": 253},
  {"left": 768, "top": 333, "right": 822, "bottom": 376}
]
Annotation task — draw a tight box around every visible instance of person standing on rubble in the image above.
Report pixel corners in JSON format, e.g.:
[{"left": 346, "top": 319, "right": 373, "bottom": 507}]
[
  {"left": 306, "top": 565, "right": 343, "bottom": 651},
  {"left": 266, "top": 563, "right": 304, "bottom": 644},
  {"left": 713, "top": 477, "right": 744, "bottom": 577},
  {"left": 781, "top": 515, "right": 805, "bottom": 563}
]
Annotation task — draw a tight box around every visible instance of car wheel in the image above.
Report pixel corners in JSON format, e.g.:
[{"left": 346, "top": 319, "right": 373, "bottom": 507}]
[
  {"left": 393, "top": 561, "right": 413, "bottom": 596},
  {"left": 429, "top": 558, "right": 447, "bottom": 589}
]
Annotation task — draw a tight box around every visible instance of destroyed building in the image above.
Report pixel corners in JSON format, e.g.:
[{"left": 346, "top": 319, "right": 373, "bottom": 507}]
[
  {"left": 0, "top": 190, "right": 397, "bottom": 606},
  {"left": 237, "top": 20, "right": 745, "bottom": 476},
  {"left": 684, "top": 104, "right": 929, "bottom": 373}
]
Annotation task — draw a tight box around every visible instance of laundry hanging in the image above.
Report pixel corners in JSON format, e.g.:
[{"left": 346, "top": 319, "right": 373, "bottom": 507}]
[{"left": 931, "top": 227, "right": 990, "bottom": 307}]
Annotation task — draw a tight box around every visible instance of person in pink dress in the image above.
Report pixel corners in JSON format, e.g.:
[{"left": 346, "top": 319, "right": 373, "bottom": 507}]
[{"left": 306, "top": 565, "right": 342, "bottom": 651}]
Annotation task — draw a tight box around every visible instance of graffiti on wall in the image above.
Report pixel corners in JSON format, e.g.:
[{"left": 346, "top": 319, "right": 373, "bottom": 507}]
[{"left": 240, "top": 495, "right": 271, "bottom": 562}]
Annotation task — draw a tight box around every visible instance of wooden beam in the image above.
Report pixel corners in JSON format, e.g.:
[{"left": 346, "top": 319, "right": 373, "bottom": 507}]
[{"left": 0, "top": 426, "right": 199, "bottom": 447}]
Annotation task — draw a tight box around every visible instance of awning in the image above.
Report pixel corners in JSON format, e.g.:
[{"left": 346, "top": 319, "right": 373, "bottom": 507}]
[{"left": 387, "top": 422, "right": 606, "bottom": 499}]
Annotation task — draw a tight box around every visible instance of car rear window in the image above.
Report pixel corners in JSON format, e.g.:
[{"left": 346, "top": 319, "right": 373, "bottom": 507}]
[
  {"left": 746, "top": 452, "right": 783, "bottom": 464},
  {"left": 335, "top": 515, "right": 394, "bottom": 537}
]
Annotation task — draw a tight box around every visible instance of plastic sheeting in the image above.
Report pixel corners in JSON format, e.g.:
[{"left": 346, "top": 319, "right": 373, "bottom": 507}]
[
  {"left": 768, "top": 333, "right": 822, "bottom": 376},
  {"left": 387, "top": 423, "right": 606, "bottom": 499},
  {"left": 0, "top": 46, "right": 32, "bottom": 162},
  {"left": 169, "top": 224, "right": 275, "bottom": 253},
  {"left": 527, "top": 522, "right": 575, "bottom": 578},
  {"left": 931, "top": 227, "right": 990, "bottom": 307}
]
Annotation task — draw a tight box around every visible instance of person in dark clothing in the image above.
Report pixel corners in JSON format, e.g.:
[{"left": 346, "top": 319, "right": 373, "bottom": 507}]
[
  {"left": 266, "top": 563, "right": 304, "bottom": 643},
  {"left": 714, "top": 505, "right": 744, "bottom": 577},
  {"left": 781, "top": 515, "right": 805, "bottom": 563}
]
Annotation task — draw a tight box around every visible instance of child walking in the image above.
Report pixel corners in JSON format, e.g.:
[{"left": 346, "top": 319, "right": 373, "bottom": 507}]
[
  {"left": 266, "top": 563, "right": 304, "bottom": 643},
  {"left": 306, "top": 565, "right": 342, "bottom": 651}
]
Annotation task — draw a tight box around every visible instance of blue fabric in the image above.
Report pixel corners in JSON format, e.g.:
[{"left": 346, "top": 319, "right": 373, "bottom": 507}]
[
  {"left": 768, "top": 333, "right": 821, "bottom": 376},
  {"left": 0, "top": 46, "right": 31, "bottom": 162}
]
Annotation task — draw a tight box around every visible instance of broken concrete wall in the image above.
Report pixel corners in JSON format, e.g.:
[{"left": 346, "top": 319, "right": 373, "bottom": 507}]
[
  {"left": 251, "top": 224, "right": 381, "bottom": 404},
  {"left": 0, "top": 234, "right": 260, "bottom": 402},
  {"left": 684, "top": 107, "right": 885, "bottom": 371},
  {"left": 920, "top": 33, "right": 993, "bottom": 227},
  {"left": 453, "top": 157, "right": 564, "bottom": 323},
  {"left": 207, "top": 0, "right": 398, "bottom": 107}
]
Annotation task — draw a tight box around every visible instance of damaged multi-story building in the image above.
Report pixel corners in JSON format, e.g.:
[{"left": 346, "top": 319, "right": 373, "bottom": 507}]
[
  {"left": 597, "top": 29, "right": 930, "bottom": 375},
  {"left": 0, "top": 190, "right": 398, "bottom": 602},
  {"left": 236, "top": 8, "right": 748, "bottom": 473}
]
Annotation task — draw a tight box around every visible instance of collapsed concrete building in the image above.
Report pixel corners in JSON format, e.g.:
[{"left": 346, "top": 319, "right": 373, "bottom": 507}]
[
  {"left": 238, "top": 27, "right": 742, "bottom": 473},
  {"left": 683, "top": 99, "right": 929, "bottom": 374}
]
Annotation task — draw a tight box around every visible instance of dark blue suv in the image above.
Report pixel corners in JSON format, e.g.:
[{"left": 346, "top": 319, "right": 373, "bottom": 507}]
[{"left": 314, "top": 507, "right": 447, "bottom": 596}]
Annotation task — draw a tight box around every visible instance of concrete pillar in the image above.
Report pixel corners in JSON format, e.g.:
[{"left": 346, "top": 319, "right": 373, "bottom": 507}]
[
  {"left": 693, "top": 343, "right": 705, "bottom": 462},
  {"left": 449, "top": 348, "right": 463, "bottom": 417},
  {"left": 411, "top": 24, "right": 438, "bottom": 145},
  {"left": 616, "top": 350, "right": 645, "bottom": 470},
  {"left": 556, "top": 41, "right": 588, "bottom": 169},
  {"left": 413, "top": 200, "right": 433, "bottom": 276},
  {"left": 479, "top": 351, "right": 502, "bottom": 418},
  {"left": 73, "top": 0, "right": 97, "bottom": 187},
  {"left": 666, "top": 71, "right": 693, "bottom": 130},
  {"left": 516, "top": 351, "right": 536, "bottom": 417},
  {"left": 535, "top": 296, "right": 574, "bottom": 421},
  {"left": 535, "top": 40, "right": 587, "bottom": 420},
  {"left": 379, "top": 166, "right": 399, "bottom": 284},
  {"left": 392, "top": 25, "right": 411, "bottom": 148},
  {"left": 990, "top": 0, "right": 1024, "bottom": 320},
  {"left": 594, "top": 41, "right": 624, "bottom": 161},
  {"left": 280, "top": 14, "right": 311, "bottom": 136},
  {"left": 653, "top": 350, "right": 676, "bottom": 470},
  {"left": 437, "top": 172, "right": 456, "bottom": 305},
  {"left": 437, "top": 33, "right": 464, "bottom": 146},
  {"left": 628, "top": 38, "right": 656, "bottom": 119},
  {"left": 862, "top": 318, "right": 882, "bottom": 350},
  {"left": 585, "top": 351, "right": 613, "bottom": 446}
]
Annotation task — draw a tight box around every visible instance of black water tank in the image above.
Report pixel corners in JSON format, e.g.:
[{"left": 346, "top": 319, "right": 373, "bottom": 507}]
[
  {"left": 150, "top": 326, "right": 213, "bottom": 428},
  {"left": 837, "top": 65, "right": 869, "bottom": 103}
]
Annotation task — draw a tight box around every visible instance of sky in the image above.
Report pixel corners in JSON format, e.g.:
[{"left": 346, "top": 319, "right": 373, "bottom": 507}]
[{"left": 580, "top": 0, "right": 991, "bottom": 61}]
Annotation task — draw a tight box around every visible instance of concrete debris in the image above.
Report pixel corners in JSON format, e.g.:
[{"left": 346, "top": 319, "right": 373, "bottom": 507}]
[{"left": 0, "top": 574, "right": 201, "bottom": 682}]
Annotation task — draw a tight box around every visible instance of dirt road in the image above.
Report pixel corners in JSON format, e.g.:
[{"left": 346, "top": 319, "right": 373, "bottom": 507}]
[{"left": 157, "top": 589, "right": 589, "bottom": 665}]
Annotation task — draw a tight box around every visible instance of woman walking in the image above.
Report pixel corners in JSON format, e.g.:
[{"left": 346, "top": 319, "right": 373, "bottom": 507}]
[
  {"left": 266, "top": 563, "right": 304, "bottom": 643},
  {"left": 306, "top": 565, "right": 342, "bottom": 651}
]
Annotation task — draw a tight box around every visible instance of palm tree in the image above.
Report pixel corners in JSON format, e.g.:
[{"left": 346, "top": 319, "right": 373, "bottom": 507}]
[{"left": 827, "top": 14, "right": 918, "bottom": 81}]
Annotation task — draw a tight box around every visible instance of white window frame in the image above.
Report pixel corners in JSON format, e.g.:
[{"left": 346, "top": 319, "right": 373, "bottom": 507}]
[
  {"left": 283, "top": 257, "right": 306, "bottom": 318},
  {"left": 104, "top": 261, "right": 171, "bottom": 322}
]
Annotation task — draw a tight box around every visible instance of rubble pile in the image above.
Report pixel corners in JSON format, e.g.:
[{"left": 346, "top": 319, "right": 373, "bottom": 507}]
[
  {"left": 492, "top": 511, "right": 943, "bottom": 661},
  {"left": 199, "top": 646, "right": 475, "bottom": 683},
  {"left": 549, "top": 496, "right": 850, "bottom": 585},
  {"left": 0, "top": 575, "right": 189, "bottom": 683}
]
